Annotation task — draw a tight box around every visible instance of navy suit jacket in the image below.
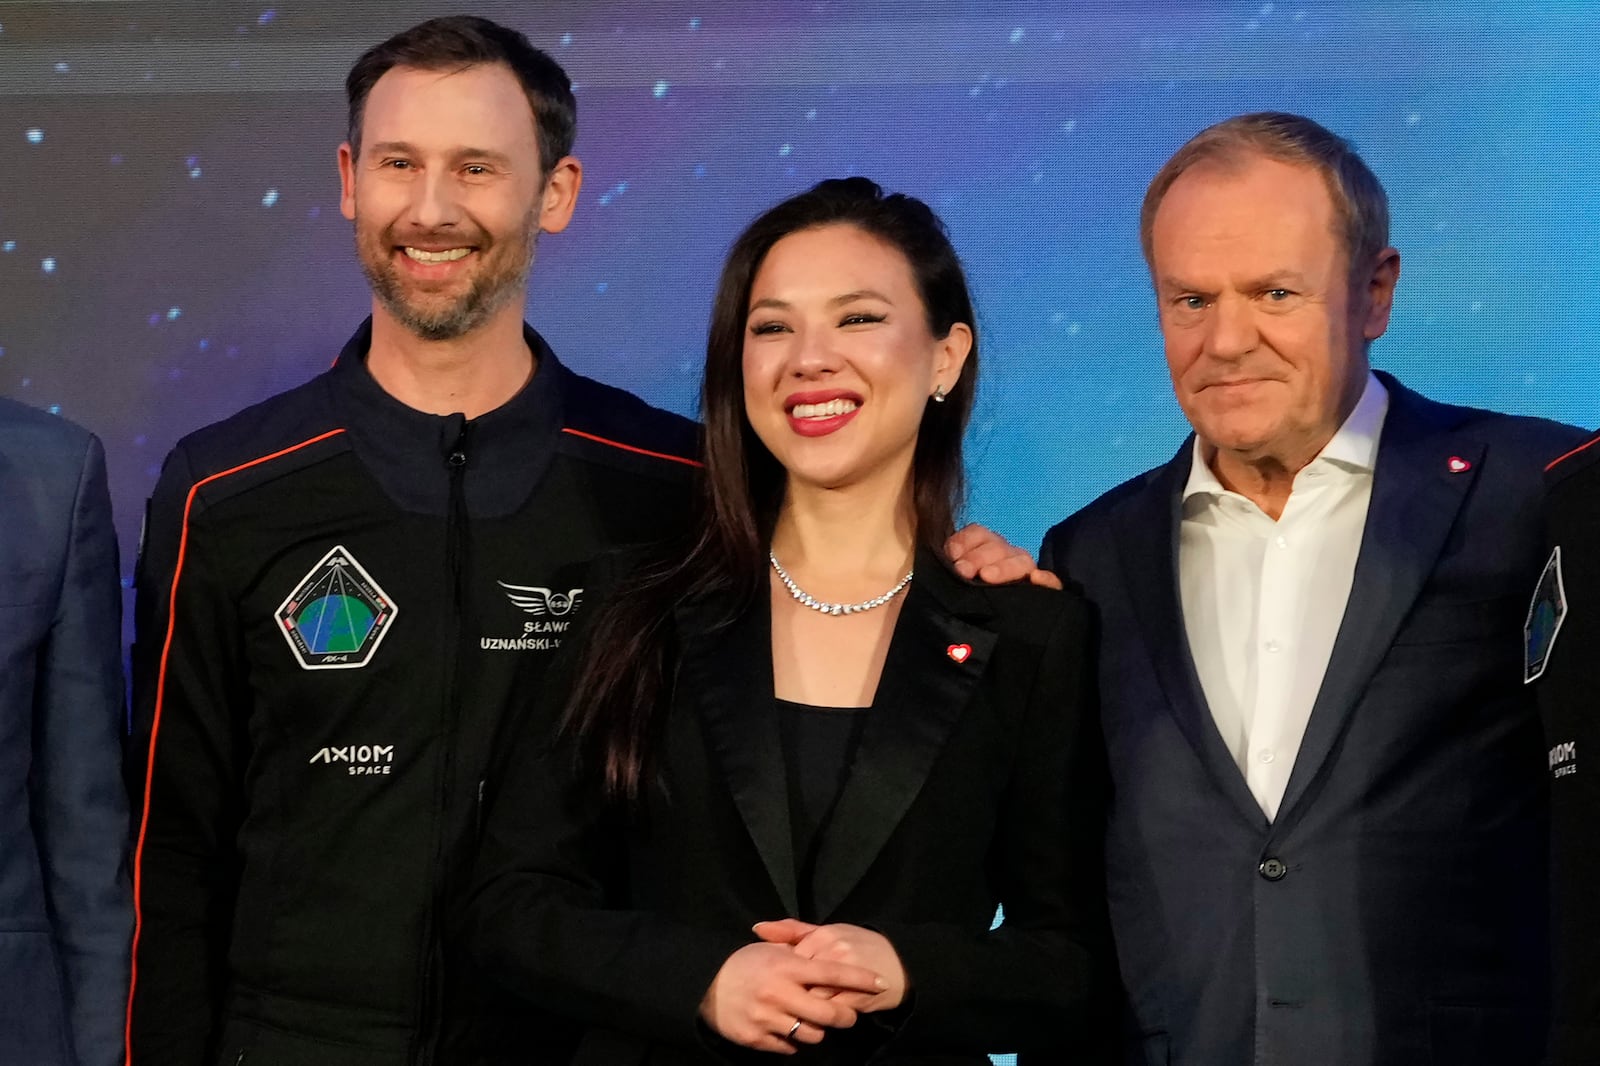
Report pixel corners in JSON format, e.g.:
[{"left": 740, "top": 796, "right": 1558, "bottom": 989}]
[
  {"left": 1040, "top": 374, "right": 1582, "bottom": 1066},
  {"left": 0, "top": 397, "right": 132, "bottom": 1066}
]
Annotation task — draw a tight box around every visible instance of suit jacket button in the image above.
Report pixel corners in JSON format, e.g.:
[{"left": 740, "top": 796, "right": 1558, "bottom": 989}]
[{"left": 1259, "top": 857, "right": 1288, "bottom": 881}]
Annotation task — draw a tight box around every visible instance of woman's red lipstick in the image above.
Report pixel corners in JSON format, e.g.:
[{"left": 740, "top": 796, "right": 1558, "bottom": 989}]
[{"left": 785, "top": 389, "right": 863, "bottom": 438}]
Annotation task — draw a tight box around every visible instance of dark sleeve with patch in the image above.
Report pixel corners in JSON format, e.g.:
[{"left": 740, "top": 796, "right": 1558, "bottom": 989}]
[{"left": 1537, "top": 436, "right": 1600, "bottom": 1064}]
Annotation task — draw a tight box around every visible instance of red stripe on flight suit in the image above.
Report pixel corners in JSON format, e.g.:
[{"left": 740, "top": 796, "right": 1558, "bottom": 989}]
[
  {"left": 560, "top": 426, "right": 703, "bottom": 468},
  {"left": 124, "top": 428, "right": 346, "bottom": 1066},
  {"left": 1547, "top": 434, "right": 1600, "bottom": 472}
]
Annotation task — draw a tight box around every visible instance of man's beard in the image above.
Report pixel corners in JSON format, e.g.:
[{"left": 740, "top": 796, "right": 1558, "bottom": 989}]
[{"left": 356, "top": 215, "right": 538, "bottom": 342}]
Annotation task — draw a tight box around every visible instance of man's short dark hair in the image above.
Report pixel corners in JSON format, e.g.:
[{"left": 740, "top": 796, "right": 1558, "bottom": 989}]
[{"left": 345, "top": 15, "right": 576, "bottom": 177}]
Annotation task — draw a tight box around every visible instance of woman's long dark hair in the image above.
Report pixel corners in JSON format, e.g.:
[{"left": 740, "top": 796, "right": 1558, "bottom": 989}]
[{"left": 564, "top": 177, "right": 980, "bottom": 802}]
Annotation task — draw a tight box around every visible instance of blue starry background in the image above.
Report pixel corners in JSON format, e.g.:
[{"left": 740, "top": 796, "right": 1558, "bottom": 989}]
[
  {"left": 5, "top": 0, "right": 1599, "bottom": 590},
  {"left": 2, "top": 4, "right": 1598, "bottom": 1054}
]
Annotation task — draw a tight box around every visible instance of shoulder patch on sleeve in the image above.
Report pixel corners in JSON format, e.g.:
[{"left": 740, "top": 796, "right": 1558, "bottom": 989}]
[{"left": 1526, "top": 546, "right": 1568, "bottom": 684}]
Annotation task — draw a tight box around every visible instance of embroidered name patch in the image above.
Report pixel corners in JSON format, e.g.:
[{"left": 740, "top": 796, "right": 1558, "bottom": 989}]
[
  {"left": 276, "top": 545, "right": 398, "bottom": 670},
  {"left": 1524, "top": 546, "right": 1567, "bottom": 684}
]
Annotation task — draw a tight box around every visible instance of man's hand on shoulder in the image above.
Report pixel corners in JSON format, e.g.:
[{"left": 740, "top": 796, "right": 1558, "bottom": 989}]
[{"left": 945, "top": 524, "right": 1063, "bottom": 590}]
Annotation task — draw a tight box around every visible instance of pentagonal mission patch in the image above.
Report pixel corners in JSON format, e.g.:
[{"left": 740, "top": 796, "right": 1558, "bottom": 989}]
[{"left": 275, "top": 545, "right": 398, "bottom": 670}]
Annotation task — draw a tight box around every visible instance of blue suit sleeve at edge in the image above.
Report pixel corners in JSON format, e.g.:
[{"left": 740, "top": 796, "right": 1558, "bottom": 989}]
[{"left": 34, "top": 432, "right": 134, "bottom": 1066}]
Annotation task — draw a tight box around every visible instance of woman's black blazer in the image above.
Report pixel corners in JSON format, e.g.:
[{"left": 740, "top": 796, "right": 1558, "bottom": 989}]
[{"left": 464, "top": 549, "right": 1114, "bottom": 1064}]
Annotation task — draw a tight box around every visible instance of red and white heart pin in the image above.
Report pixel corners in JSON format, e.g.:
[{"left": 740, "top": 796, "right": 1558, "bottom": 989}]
[
  {"left": 1447, "top": 456, "right": 1472, "bottom": 474},
  {"left": 947, "top": 643, "right": 972, "bottom": 664}
]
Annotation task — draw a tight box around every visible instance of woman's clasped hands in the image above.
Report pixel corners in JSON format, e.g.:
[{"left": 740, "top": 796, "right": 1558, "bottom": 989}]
[{"left": 697, "top": 920, "right": 910, "bottom": 1054}]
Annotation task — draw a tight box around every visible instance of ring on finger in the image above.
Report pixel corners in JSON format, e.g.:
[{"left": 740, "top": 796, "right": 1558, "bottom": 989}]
[{"left": 786, "top": 1019, "right": 802, "bottom": 1040}]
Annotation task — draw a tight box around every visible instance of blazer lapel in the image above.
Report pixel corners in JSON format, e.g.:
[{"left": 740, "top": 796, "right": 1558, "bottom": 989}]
[
  {"left": 1276, "top": 378, "right": 1481, "bottom": 821},
  {"left": 810, "top": 554, "right": 997, "bottom": 919},
  {"left": 674, "top": 592, "right": 801, "bottom": 917},
  {"left": 1114, "top": 444, "right": 1267, "bottom": 828}
]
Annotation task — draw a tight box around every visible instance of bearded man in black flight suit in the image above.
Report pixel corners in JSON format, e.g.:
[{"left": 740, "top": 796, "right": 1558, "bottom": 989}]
[{"left": 125, "top": 17, "right": 1038, "bottom": 1066}]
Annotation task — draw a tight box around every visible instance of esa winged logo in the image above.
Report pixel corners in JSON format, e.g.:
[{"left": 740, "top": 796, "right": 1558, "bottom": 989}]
[{"left": 497, "top": 581, "right": 584, "bottom": 617}]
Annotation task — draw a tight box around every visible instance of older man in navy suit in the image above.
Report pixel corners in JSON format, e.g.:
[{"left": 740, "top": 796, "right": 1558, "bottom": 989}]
[
  {"left": 0, "top": 396, "right": 131, "bottom": 1065},
  {"left": 1041, "top": 113, "right": 1582, "bottom": 1065}
]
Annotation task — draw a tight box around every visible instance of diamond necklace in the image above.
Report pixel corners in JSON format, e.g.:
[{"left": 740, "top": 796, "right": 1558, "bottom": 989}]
[{"left": 769, "top": 551, "right": 913, "bottom": 616}]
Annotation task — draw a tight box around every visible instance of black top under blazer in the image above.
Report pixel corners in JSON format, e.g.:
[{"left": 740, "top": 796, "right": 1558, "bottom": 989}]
[{"left": 464, "top": 549, "right": 1115, "bottom": 1064}]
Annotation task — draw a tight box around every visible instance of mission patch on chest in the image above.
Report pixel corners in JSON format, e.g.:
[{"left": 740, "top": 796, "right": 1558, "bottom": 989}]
[{"left": 276, "top": 545, "right": 399, "bottom": 670}]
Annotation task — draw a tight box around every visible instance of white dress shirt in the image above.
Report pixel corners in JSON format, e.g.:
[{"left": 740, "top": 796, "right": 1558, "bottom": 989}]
[{"left": 1179, "top": 373, "right": 1389, "bottom": 821}]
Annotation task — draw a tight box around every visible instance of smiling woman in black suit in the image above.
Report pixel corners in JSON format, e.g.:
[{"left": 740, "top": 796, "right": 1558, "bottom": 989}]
[{"left": 465, "top": 177, "right": 1113, "bottom": 1064}]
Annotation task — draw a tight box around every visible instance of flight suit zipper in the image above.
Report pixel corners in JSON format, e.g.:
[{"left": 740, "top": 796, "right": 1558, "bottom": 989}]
[{"left": 415, "top": 416, "right": 474, "bottom": 1064}]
